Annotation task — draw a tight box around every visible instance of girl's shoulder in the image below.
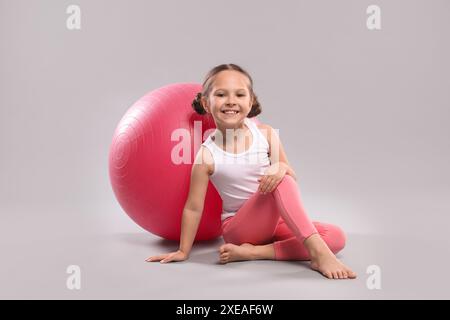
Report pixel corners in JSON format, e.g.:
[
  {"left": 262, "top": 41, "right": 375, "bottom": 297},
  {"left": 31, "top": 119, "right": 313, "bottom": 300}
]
[
  {"left": 196, "top": 145, "right": 215, "bottom": 176},
  {"left": 256, "top": 122, "right": 275, "bottom": 145},
  {"left": 256, "top": 122, "right": 272, "bottom": 132}
]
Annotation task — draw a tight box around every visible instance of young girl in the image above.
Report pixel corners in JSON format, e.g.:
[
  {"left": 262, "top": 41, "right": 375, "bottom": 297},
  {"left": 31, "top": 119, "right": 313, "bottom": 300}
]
[{"left": 146, "top": 64, "right": 356, "bottom": 280}]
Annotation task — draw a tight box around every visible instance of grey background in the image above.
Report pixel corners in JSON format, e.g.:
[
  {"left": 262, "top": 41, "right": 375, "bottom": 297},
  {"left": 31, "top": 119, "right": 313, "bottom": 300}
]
[{"left": 1, "top": 0, "right": 449, "bottom": 299}]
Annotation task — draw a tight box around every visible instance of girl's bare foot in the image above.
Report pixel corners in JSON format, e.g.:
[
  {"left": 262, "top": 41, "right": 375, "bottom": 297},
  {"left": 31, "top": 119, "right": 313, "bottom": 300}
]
[
  {"left": 218, "top": 237, "right": 356, "bottom": 280},
  {"left": 218, "top": 243, "right": 256, "bottom": 264},
  {"left": 219, "top": 242, "right": 276, "bottom": 264},
  {"left": 305, "top": 234, "right": 357, "bottom": 279},
  {"left": 310, "top": 253, "right": 357, "bottom": 279}
]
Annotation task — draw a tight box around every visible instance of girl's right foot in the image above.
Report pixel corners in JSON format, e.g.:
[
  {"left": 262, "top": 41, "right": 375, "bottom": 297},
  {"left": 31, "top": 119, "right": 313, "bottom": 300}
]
[
  {"left": 219, "top": 242, "right": 276, "bottom": 264},
  {"left": 219, "top": 243, "right": 256, "bottom": 264}
]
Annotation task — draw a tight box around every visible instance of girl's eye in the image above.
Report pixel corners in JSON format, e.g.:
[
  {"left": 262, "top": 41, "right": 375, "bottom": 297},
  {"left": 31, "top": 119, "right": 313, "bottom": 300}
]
[{"left": 215, "top": 93, "right": 246, "bottom": 97}]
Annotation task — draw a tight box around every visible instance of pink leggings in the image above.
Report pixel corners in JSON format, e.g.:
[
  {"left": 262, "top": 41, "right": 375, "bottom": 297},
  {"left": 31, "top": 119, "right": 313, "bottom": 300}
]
[{"left": 221, "top": 175, "right": 346, "bottom": 260}]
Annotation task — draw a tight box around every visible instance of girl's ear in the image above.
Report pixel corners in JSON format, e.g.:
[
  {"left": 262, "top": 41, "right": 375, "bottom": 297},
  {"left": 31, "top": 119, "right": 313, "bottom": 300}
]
[{"left": 201, "top": 96, "right": 209, "bottom": 113}]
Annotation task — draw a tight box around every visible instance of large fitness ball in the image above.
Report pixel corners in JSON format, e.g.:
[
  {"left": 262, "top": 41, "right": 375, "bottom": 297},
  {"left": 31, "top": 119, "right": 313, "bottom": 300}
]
[{"left": 108, "top": 83, "right": 222, "bottom": 241}]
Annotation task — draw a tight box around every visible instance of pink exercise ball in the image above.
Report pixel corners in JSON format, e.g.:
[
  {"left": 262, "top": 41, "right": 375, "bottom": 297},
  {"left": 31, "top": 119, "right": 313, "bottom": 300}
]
[{"left": 109, "top": 83, "right": 222, "bottom": 241}]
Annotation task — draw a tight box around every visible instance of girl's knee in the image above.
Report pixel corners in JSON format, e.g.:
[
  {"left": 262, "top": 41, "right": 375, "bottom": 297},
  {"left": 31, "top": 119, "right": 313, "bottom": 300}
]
[
  {"left": 280, "top": 174, "right": 296, "bottom": 185},
  {"left": 274, "top": 174, "right": 296, "bottom": 193},
  {"left": 318, "top": 223, "right": 346, "bottom": 254},
  {"left": 329, "top": 225, "right": 346, "bottom": 254}
]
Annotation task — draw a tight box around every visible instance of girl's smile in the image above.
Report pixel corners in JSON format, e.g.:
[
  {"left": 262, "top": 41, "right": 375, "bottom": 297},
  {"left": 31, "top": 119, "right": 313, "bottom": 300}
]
[{"left": 202, "top": 70, "right": 253, "bottom": 130}]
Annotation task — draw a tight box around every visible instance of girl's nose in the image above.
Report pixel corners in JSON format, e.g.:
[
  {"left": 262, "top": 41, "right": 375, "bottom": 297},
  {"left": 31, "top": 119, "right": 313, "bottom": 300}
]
[{"left": 226, "top": 98, "right": 237, "bottom": 105}]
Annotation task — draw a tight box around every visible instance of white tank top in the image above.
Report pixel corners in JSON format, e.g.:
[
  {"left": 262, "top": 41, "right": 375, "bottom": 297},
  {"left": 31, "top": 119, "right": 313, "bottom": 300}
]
[{"left": 202, "top": 118, "right": 271, "bottom": 222}]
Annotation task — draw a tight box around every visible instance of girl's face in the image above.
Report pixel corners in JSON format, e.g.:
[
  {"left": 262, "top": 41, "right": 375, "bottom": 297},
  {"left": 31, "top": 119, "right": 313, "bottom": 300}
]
[{"left": 202, "top": 70, "right": 253, "bottom": 128}]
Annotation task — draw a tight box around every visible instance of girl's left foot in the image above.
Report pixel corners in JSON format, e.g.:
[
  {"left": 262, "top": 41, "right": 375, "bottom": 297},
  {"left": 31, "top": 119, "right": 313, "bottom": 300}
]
[
  {"left": 310, "top": 253, "right": 357, "bottom": 279},
  {"left": 305, "top": 233, "right": 357, "bottom": 279},
  {"left": 219, "top": 243, "right": 255, "bottom": 264}
]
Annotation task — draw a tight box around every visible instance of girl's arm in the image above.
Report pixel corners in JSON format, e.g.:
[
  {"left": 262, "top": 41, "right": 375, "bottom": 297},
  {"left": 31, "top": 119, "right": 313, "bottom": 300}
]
[
  {"left": 259, "top": 124, "right": 297, "bottom": 181},
  {"left": 179, "top": 148, "right": 211, "bottom": 255},
  {"left": 146, "top": 147, "right": 211, "bottom": 263},
  {"left": 278, "top": 161, "right": 297, "bottom": 181}
]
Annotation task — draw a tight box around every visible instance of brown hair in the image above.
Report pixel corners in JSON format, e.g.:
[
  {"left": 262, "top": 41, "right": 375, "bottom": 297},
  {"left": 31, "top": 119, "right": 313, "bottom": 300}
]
[{"left": 191, "top": 63, "right": 262, "bottom": 118}]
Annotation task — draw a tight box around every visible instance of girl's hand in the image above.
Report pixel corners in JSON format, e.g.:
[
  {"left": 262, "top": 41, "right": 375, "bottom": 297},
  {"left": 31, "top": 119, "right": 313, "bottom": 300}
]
[
  {"left": 145, "top": 250, "right": 188, "bottom": 263},
  {"left": 257, "top": 162, "right": 287, "bottom": 194}
]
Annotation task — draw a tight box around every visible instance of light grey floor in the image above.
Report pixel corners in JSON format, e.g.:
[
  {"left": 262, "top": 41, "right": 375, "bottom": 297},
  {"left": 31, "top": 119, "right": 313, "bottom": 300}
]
[{"left": 1, "top": 202, "right": 450, "bottom": 300}]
